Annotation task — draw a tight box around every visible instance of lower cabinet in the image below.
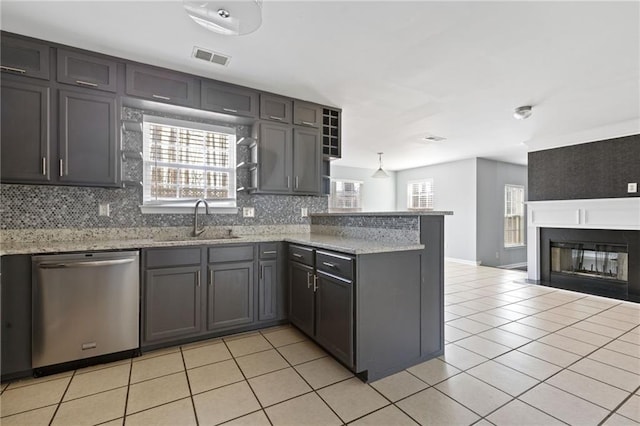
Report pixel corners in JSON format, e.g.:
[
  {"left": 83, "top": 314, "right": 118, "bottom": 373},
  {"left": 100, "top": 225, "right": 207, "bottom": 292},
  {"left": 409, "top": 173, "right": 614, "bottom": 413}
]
[
  {"left": 207, "top": 261, "right": 254, "bottom": 331},
  {"left": 288, "top": 245, "right": 354, "bottom": 368},
  {"left": 258, "top": 259, "right": 277, "bottom": 321}
]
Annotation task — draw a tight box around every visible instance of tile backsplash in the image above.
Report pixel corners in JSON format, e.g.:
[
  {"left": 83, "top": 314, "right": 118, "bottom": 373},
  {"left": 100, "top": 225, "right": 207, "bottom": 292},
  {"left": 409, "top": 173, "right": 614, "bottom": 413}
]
[{"left": 0, "top": 107, "right": 328, "bottom": 230}]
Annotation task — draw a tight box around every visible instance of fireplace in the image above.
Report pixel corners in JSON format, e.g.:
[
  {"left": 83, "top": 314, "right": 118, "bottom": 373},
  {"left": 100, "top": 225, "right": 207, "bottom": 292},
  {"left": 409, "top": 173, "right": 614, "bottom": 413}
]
[{"left": 540, "top": 228, "right": 639, "bottom": 301}]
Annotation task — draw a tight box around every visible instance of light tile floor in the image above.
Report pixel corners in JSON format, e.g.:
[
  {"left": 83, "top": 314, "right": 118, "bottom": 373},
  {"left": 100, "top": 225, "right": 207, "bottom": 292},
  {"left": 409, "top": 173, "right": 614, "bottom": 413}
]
[{"left": 2, "top": 262, "right": 639, "bottom": 425}]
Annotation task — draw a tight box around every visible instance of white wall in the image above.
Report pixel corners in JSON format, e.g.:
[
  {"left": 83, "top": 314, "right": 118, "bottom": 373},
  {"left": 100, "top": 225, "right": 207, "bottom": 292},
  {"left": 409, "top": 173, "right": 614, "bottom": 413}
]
[
  {"left": 476, "top": 158, "right": 528, "bottom": 267},
  {"left": 331, "top": 165, "right": 397, "bottom": 212},
  {"left": 396, "top": 158, "right": 478, "bottom": 263}
]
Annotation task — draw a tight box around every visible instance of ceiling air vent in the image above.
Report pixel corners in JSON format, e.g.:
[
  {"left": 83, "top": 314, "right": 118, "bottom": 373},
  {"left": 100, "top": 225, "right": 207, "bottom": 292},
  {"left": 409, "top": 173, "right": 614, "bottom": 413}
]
[{"left": 192, "top": 47, "right": 231, "bottom": 66}]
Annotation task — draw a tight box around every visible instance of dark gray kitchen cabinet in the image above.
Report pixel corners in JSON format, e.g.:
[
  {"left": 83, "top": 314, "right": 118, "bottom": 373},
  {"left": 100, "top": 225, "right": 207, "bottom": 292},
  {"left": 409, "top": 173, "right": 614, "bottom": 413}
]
[
  {"left": 260, "top": 94, "right": 292, "bottom": 123},
  {"left": 1, "top": 255, "right": 32, "bottom": 381},
  {"left": 1, "top": 35, "right": 50, "bottom": 80},
  {"left": 292, "top": 127, "right": 321, "bottom": 193},
  {"left": 207, "top": 261, "right": 255, "bottom": 331},
  {"left": 58, "top": 89, "right": 118, "bottom": 186},
  {"left": 315, "top": 271, "right": 353, "bottom": 368},
  {"left": 293, "top": 100, "right": 322, "bottom": 128},
  {"left": 257, "top": 122, "right": 292, "bottom": 193},
  {"left": 1, "top": 78, "right": 51, "bottom": 183},
  {"left": 144, "top": 265, "right": 203, "bottom": 343},
  {"left": 57, "top": 49, "right": 117, "bottom": 92},
  {"left": 125, "top": 64, "right": 198, "bottom": 108},
  {"left": 258, "top": 260, "right": 278, "bottom": 321},
  {"left": 201, "top": 81, "right": 258, "bottom": 118},
  {"left": 289, "top": 260, "right": 315, "bottom": 337}
]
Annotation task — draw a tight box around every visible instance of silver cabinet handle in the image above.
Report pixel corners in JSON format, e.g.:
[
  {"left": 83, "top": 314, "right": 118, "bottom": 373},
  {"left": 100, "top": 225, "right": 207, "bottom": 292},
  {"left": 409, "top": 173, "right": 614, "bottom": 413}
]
[
  {"left": 269, "top": 116, "right": 283, "bottom": 121},
  {"left": 263, "top": 251, "right": 277, "bottom": 254},
  {"left": 196, "top": 270, "right": 201, "bottom": 287},
  {"left": 286, "top": 176, "right": 290, "bottom": 188},
  {"left": 302, "top": 121, "right": 314, "bottom": 126},
  {"left": 209, "top": 269, "right": 213, "bottom": 287},
  {"left": 59, "top": 159, "right": 64, "bottom": 177},
  {"left": 39, "top": 258, "right": 135, "bottom": 269},
  {"left": 152, "top": 94, "right": 171, "bottom": 100},
  {"left": 313, "top": 274, "right": 318, "bottom": 292},
  {"left": 293, "top": 253, "right": 303, "bottom": 258},
  {"left": 322, "top": 262, "right": 336, "bottom": 268},
  {"left": 223, "top": 108, "right": 238, "bottom": 113},
  {"left": 306, "top": 271, "right": 312, "bottom": 288},
  {"left": 295, "top": 176, "right": 299, "bottom": 189},
  {"left": 75, "top": 80, "right": 98, "bottom": 87},
  {"left": 1, "top": 65, "right": 26, "bottom": 74},
  {"left": 42, "top": 157, "right": 47, "bottom": 176}
]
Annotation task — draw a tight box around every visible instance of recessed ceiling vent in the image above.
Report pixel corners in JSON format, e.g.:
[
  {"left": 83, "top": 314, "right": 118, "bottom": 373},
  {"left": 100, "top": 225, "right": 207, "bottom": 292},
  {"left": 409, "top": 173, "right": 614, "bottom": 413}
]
[
  {"left": 192, "top": 46, "right": 231, "bottom": 66},
  {"left": 422, "top": 134, "right": 446, "bottom": 142}
]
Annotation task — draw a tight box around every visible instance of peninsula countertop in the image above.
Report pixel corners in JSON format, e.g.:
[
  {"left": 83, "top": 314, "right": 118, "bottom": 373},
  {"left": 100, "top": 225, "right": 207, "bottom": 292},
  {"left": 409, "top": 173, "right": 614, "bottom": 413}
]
[{"left": 0, "top": 233, "right": 425, "bottom": 256}]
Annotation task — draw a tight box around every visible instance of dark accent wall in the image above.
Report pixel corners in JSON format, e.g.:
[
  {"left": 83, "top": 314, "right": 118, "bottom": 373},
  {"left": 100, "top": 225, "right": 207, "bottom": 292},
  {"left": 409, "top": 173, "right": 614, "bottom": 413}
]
[{"left": 528, "top": 134, "right": 640, "bottom": 201}]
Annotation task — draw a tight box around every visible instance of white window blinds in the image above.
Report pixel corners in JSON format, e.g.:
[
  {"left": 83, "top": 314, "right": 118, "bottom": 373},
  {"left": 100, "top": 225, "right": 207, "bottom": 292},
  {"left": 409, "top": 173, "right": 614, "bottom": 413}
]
[
  {"left": 142, "top": 116, "right": 236, "bottom": 205},
  {"left": 504, "top": 184, "right": 525, "bottom": 247},
  {"left": 329, "top": 180, "right": 363, "bottom": 211},
  {"left": 407, "top": 179, "right": 434, "bottom": 210}
]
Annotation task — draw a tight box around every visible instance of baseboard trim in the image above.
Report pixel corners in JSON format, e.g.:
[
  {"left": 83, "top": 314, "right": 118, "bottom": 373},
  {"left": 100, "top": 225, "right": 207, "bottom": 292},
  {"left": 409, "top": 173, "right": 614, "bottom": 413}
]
[
  {"left": 445, "top": 257, "right": 481, "bottom": 266},
  {"left": 499, "top": 262, "right": 528, "bottom": 269}
]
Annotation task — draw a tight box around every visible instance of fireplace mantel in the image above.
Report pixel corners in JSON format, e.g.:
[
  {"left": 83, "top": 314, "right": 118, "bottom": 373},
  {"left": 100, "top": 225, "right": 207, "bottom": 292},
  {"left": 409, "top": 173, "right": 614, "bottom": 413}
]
[{"left": 527, "top": 198, "right": 640, "bottom": 281}]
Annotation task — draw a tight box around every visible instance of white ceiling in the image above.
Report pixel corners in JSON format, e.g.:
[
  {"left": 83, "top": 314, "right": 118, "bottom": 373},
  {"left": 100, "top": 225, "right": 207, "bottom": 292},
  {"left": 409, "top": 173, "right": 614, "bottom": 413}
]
[{"left": 2, "top": 1, "right": 639, "bottom": 171}]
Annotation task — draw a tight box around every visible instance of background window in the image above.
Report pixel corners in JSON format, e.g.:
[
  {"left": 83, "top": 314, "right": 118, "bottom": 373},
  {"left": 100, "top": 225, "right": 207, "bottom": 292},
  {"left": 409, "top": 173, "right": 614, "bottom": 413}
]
[
  {"left": 407, "top": 179, "right": 434, "bottom": 210},
  {"left": 329, "top": 179, "right": 363, "bottom": 211},
  {"left": 143, "top": 116, "right": 236, "bottom": 207},
  {"left": 504, "top": 184, "right": 525, "bottom": 247}
]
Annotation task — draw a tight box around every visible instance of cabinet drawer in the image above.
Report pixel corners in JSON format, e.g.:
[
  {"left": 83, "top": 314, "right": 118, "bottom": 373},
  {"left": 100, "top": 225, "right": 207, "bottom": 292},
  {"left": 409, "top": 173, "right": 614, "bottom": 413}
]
[
  {"left": 1, "top": 36, "right": 50, "bottom": 80},
  {"left": 259, "top": 243, "right": 278, "bottom": 259},
  {"left": 316, "top": 250, "right": 354, "bottom": 281},
  {"left": 208, "top": 245, "right": 254, "bottom": 263},
  {"left": 201, "top": 81, "right": 258, "bottom": 118},
  {"left": 289, "top": 245, "right": 314, "bottom": 267},
  {"left": 260, "top": 94, "right": 292, "bottom": 123},
  {"left": 145, "top": 247, "right": 201, "bottom": 268},
  {"left": 125, "top": 64, "right": 198, "bottom": 108},
  {"left": 57, "top": 49, "right": 117, "bottom": 92}
]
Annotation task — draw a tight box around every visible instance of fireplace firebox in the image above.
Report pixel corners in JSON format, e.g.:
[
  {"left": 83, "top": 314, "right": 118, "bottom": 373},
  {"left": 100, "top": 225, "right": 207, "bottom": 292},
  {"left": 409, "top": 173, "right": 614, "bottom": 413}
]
[{"left": 540, "top": 228, "right": 639, "bottom": 302}]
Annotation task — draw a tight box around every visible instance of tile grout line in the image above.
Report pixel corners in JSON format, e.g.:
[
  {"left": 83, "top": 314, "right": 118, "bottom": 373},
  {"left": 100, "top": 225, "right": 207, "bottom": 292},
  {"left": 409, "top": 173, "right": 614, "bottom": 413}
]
[
  {"left": 178, "top": 346, "right": 200, "bottom": 426},
  {"left": 47, "top": 368, "right": 76, "bottom": 426}
]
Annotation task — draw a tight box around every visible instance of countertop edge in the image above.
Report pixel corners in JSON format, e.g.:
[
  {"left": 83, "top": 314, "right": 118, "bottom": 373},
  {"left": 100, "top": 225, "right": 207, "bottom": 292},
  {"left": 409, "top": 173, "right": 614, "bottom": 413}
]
[{"left": 310, "top": 211, "right": 453, "bottom": 217}]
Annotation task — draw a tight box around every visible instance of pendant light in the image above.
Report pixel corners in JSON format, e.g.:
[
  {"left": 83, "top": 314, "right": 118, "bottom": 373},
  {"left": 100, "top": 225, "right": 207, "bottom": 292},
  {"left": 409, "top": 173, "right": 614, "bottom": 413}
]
[
  {"left": 372, "top": 152, "right": 390, "bottom": 179},
  {"left": 183, "top": 1, "right": 263, "bottom": 36}
]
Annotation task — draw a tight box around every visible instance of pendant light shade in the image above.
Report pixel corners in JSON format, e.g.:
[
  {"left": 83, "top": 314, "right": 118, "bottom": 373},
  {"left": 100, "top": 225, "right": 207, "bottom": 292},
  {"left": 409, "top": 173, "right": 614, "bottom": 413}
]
[
  {"left": 372, "top": 152, "right": 390, "bottom": 178},
  {"left": 183, "top": 1, "right": 263, "bottom": 36}
]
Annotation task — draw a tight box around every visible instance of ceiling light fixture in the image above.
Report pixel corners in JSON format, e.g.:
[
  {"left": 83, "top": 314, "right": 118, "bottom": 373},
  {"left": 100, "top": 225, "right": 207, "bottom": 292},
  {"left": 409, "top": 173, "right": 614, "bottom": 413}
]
[
  {"left": 422, "top": 134, "right": 446, "bottom": 142},
  {"left": 513, "top": 105, "right": 533, "bottom": 120},
  {"left": 372, "top": 152, "right": 390, "bottom": 179},
  {"left": 183, "top": 1, "right": 263, "bottom": 36}
]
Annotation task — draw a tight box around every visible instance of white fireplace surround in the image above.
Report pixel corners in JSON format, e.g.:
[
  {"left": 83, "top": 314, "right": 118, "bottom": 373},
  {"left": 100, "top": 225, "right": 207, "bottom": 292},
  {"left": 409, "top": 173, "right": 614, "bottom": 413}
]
[{"left": 527, "top": 198, "right": 640, "bottom": 281}]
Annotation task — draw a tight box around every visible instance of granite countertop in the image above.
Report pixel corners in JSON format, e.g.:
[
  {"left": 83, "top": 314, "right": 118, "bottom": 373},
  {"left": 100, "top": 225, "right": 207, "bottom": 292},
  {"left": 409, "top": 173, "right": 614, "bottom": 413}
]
[
  {"left": 310, "top": 211, "right": 453, "bottom": 217},
  {"left": 0, "top": 233, "right": 425, "bottom": 256}
]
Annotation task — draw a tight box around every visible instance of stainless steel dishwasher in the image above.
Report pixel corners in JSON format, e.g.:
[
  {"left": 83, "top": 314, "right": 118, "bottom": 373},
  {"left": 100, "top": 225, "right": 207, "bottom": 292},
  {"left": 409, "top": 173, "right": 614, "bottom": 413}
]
[{"left": 32, "top": 251, "right": 140, "bottom": 368}]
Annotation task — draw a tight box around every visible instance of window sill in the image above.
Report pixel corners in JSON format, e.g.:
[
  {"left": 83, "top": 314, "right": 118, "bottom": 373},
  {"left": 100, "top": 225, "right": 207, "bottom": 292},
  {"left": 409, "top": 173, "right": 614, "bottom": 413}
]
[
  {"left": 140, "top": 204, "right": 238, "bottom": 215},
  {"left": 504, "top": 244, "right": 526, "bottom": 249}
]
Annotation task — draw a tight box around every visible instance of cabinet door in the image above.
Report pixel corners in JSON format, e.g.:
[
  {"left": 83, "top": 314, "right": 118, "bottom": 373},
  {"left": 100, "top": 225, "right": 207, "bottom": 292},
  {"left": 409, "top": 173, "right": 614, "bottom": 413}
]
[
  {"left": 201, "top": 81, "right": 258, "bottom": 118},
  {"left": 125, "top": 64, "right": 198, "bottom": 108},
  {"left": 260, "top": 94, "right": 292, "bottom": 123},
  {"left": 293, "top": 101, "right": 322, "bottom": 128},
  {"left": 258, "top": 260, "right": 278, "bottom": 321},
  {"left": 1, "top": 36, "right": 50, "bottom": 80},
  {"left": 315, "top": 271, "right": 353, "bottom": 368},
  {"left": 1, "top": 79, "right": 51, "bottom": 183},
  {"left": 207, "top": 261, "right": 254, "bottom": 331},
  {"left": 144, "top": 266, "right": 202, "bottom": 344},
  {"left": 258, "top": 122, "right": 292, "bottom": 193},
  {"left": 292, "top": 127, "right": 321, "bottom": 194},
  {"left": 289, "top": 261, "right": 315, "bottom": 337},
  {"left": 57, "top": 49, "right": 117, "bottom": 92},
  {"left": 59, "top": 89, "right": 118, "bottom": 186}
]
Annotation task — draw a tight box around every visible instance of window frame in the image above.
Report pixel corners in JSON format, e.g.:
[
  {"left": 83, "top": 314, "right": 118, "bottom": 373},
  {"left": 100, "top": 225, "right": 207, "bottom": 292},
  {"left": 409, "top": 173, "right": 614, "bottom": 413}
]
[
  {"left": 329, "top": 178, "right": 364, "bottom": 212},
  {"left": 504, "top": 184, "right": 525, "bottom": 248},
  {"left": 140, "top": 115, "right": 237, "bottom": 214},
  {"left": 407, "top": 178, "right": 434, "bottom": 210}
]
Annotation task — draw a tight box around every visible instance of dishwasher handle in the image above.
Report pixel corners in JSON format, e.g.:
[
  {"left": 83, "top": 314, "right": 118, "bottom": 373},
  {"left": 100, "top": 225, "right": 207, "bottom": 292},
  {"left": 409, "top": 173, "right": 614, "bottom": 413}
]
[{"left": 38, "top": 258, "right": 136, "bottom": 269}]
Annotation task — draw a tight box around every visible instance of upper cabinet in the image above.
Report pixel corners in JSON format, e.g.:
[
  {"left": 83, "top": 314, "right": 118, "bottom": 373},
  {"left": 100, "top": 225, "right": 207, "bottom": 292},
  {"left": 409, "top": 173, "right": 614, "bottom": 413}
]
[
  {"left": 1, "top": 35, "right": 50, "bottom": 80},
  {"left": 57, "top": 49, "right": 117, "bottom": 92},
  {"left": 125, "top": 64, "right": 198, "bottom": 108},
  {"left": 293, "top": 100, "right": 322, "bottom": 128},
  {"left": 201, "top": 81, "right": 258, "bottom": 118},
  {"left": 322, "top": 108, "right": 341, "bottom": 158},
  {"left": 260, "top": 94, "right": 292, "bottom": 124}
]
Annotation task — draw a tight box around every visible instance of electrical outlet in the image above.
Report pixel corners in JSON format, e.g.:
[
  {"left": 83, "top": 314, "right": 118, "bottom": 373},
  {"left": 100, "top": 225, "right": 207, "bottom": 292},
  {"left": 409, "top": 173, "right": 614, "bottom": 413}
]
[
  {"left": 243, "top": 207, "right": 255, "bottom": 218},
  {"left": 301, "top": 207, "right": 308, "bottom": 218},
  {"left": 98, "top": 203, "right": 110, "bottom": 217},
  {"left": 628, "top": 182, "right": 638, "bottom": 193}
]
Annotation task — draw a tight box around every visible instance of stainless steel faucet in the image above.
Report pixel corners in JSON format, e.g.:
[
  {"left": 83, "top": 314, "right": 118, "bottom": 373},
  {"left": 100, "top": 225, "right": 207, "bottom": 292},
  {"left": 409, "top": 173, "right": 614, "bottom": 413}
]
[{"left": 192, "top": 199, "right": 210, "bottom": 237}]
